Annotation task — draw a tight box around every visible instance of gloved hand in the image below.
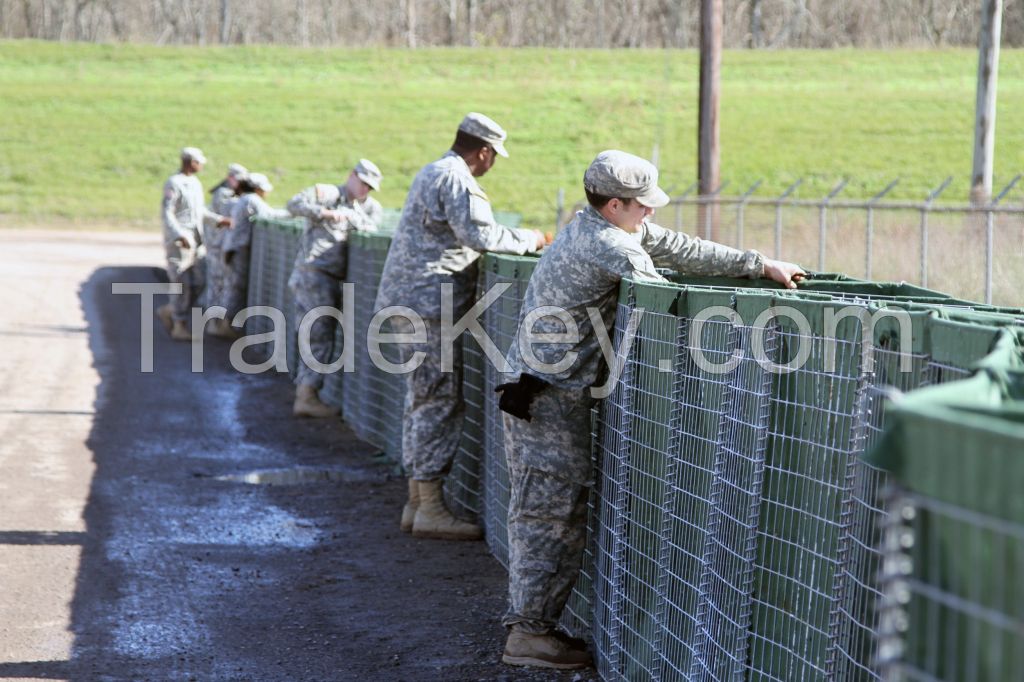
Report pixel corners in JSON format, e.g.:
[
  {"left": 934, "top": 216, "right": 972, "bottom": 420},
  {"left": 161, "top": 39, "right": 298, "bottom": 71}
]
[{"left": 495, "top": 374, "right": 550, "bottom": 421}]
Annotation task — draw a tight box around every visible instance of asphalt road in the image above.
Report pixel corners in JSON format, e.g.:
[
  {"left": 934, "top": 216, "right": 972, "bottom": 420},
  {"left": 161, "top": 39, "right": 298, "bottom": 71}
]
[{"left": 0, "top": 230, "right": 595, "bottom": 682}]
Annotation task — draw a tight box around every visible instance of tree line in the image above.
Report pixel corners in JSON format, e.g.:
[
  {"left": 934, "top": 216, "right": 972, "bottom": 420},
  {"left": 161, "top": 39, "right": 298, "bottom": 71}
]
[{"left": 1, "top": 0, "right": 1021, "bottom": 48}]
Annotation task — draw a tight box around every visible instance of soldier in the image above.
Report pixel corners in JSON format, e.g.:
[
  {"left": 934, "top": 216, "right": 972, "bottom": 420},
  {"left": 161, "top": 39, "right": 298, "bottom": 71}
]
[
  {"left": 374, "top": 113, "right": 546, "bottom": 541},
  {"left": 496, "top": 150, "right": 806, "bottom": 669},
  {"left": 287, "top": 159, "right": 384, "bottom": 417},
  {"left": 217, "top": 173, "right": 291, "bottom": 334},
  {"left": 157, "top": 147, "right": 230, "bottom": 341},
  {"left": 207, "top": 163, "right": 248, "bottom": 338}
]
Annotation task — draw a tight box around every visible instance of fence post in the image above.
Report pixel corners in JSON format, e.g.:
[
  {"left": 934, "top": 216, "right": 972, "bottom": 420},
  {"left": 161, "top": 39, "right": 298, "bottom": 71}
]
[
  {"left": 555, "top": 187, "right": 564, "bottom": 230},
  {"left": 986, "top": 175, "right": 1022, "bottom": 303},
  {"left": 774, "top": 178, "right": 803, "bottom": 260},
  {"left": 865, "top": 179, "right": 900, "bottom": 280},
  {"left": 818, "top": 180, "right": 848, "bottom": 272}
]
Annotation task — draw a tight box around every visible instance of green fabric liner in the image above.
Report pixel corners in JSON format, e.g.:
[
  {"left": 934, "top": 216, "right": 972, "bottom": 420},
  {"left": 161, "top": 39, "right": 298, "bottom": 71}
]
[{"left": 865, "top": 365, "right": 1024, "bottom": 513}]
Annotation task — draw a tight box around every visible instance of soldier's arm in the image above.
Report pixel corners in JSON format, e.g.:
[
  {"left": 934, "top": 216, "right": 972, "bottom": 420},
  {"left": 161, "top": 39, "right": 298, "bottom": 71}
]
[
  {"left": 640, "top": 221, "right": 764, "bottom": 278},
  {"left": 286, "top": 186, "right": 328, "bottom": 220},
  {"left": 161, "top": 183, "right": 189, "bottom": 246},
  {"left": 442, "top": 175, "right": 540, "bottom": 254}
]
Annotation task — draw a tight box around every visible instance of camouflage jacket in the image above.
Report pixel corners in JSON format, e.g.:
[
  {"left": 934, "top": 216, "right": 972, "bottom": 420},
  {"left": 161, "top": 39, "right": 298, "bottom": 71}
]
[
  {"left": 161, "top": 172, "right": 222, "bottom": 250},
  {"left": 225, "top": 193, "right": 291, "bottom": 253},
  {"left": 505, "top": 205, "right": 764, "bottom": 391},
  {"left": 375, "top": 150, "right": 538, "bottom": 319},
  {"left": 287, "top": 184, "right": 383, "bottom": 278}
]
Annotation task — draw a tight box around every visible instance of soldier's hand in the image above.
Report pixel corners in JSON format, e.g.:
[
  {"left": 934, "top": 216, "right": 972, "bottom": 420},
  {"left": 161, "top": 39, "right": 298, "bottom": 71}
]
[
  {"left": 217, "top": 217, "right": 231, "bottom": 228},
  {"left": 531, "top": 229, "right": 546, "bottom": 251},
  {"left": 174, "top": 237, "right": 190, "bottom": 249},
  {"left": 544, "top": 231, "right": 555, "bottom": 246},
  {"left": 763, "top": 259, "right": 806, "bottom": 289},
  {"left": 321, "top": 209, "right": 346, "bottom": 223}
]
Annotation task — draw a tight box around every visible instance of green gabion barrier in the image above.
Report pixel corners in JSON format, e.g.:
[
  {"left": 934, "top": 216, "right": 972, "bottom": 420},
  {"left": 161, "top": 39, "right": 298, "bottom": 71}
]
[{"left": 248, "top": 218, "right": 1024, "bottom": 681}]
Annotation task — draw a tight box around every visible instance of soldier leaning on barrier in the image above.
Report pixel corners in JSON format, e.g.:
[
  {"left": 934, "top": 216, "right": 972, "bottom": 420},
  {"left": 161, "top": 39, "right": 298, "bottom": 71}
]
[
  {"left": 495, "top": 150, "right": 806, "bottom": 670},
  {"left": 374, "top": 112, "right": 547, "bottom": 542},
  {"left": 157, "top": 147, "right": 230, "bottom": 342},
  {"left": 205, "top": 163, "right": 249, "bottom": 338},
  {"left": 287, "top": 159, "right": 385, "bottom": 418},
  {"left": 210, "top": 173, "right": 292, "bottom": 339}
]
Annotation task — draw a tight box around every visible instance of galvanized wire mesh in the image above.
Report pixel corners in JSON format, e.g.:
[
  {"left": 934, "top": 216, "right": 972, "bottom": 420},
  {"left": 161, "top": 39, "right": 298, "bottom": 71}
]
[
  {"left": 247, "top": 218, "right": 303, "bottom": 376},
  {"left": 248, "top": 219, "right": 1024, "bottom": 682}
]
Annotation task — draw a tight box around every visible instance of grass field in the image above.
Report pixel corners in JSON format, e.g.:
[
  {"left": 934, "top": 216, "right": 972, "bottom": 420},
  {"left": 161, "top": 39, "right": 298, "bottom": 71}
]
[{"left": 0, "top": 40, "right": 1022, "bottom": 229}]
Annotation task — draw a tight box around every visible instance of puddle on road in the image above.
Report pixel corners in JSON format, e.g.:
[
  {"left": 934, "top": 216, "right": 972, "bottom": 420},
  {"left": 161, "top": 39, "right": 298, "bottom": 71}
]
[{"left": 216, "top": 465, "right": 369, "bottom": 486}]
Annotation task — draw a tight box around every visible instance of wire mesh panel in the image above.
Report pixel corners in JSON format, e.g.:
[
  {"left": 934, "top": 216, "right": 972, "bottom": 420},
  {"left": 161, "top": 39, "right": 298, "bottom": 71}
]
[
  {"left": 445, "top": 301, "right": 486, "bottom": 518},
  {"left": 869, "top": 366, "right": 1024, "bottom": 682},
  {"left": 343, "top": 231, "right": 404, "bottom": 460},
  {"left": 247, "top": 217, "right": 303, "bottom": 372},
  {"left": 690, "top": 293, "right": 780, "bottom": 681},
  {"left": 480, "top": 254, "right": 536, "bottom": 566}
]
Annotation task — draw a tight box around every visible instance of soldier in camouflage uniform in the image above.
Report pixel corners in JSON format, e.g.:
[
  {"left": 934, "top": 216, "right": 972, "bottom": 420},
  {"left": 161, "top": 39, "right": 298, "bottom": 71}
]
[
  {"left": 206, "top": 163, "right": 248, "bottom": 338},
  {"left": 374, "top": 113, "right": 546, "bottom": 541},
  {"left": 217, "top": 173, "right": 291, "bottom": 334},
  {"left": 497, "top": 150, "right": 806, "bottom": 669},
  {"left": 288, "top": 159, "right": 384, "bottom": 417},
  {"left": 157, "top": 147, "right": 230, "bottom": 341}
]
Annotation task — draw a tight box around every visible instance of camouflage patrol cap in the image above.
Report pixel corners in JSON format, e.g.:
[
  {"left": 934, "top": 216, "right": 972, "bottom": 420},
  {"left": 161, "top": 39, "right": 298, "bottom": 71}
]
[
  {"left": 248, "top": 173, "right": 273, "bottom": 192},
  {"left": 583, "top": 150, "right": 670, "bottom": 208},
  {"left": 227, "top": 163, "right": 249, "bottom": 179},
  {"left": 354, "top": 159, "right": 382, "bottom": 191},
  {"left": 181, "top": 146, "right": 207, "bottom": 164},
  {"left": 458, "top": 112, "right": 509, "bottom": 158}
]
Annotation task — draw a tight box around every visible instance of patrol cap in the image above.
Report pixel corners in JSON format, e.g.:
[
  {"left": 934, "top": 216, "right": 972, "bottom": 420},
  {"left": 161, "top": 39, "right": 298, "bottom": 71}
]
[
  {"left": 354, "top": 158, "right": 382, "bottom": 191},
  {"left": 458, "top": 112, "right": 509, "bottom": 158},
  {"left": 248, "top": 172, "right": 273, "bottom": 192},
  {"left": 583, "top": 150, "right": 670, "bottom": 208},
  {"left": 228, "top": 163, "right": 249, "bottom": 179},
  {"left": 181, "top": 146, "right": 207, "bottom": 164}
]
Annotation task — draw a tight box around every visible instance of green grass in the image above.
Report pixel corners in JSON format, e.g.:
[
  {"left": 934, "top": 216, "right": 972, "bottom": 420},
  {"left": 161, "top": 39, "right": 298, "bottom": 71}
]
[{"left": 0, "top": 41, "right": 1022, "bottom": 229}]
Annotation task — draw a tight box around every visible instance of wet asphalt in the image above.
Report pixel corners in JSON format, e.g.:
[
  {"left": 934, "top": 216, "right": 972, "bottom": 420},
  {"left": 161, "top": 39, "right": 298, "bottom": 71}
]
[{"left": 0, "top": 232, "right": 596, "bottom": 682}]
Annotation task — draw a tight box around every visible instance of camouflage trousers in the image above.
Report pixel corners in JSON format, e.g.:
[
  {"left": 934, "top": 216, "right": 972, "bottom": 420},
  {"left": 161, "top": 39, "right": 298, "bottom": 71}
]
[
  {"left": 204, "top": 241, "right": 228, "bottom": 312},
  {"left": 166, "top": 255, "right": 206, "bottom": 323},
  {"left": 391, "top": 317, "right": 464, "bottom": 481},
  {"left": 221, "top": 247, "right": 250, "bottom": 320},
  {"left": 501, "top": 385, "right": 596, "bottom": 634},
  {"left": 288, "top": 265, "right": 342, "bottom": 390}
]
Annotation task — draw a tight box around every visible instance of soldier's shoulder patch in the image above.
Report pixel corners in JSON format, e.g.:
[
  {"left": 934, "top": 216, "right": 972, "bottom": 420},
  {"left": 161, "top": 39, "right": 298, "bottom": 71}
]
[{"left": 468, "top": 186, "right": 489, "bottom": 203}]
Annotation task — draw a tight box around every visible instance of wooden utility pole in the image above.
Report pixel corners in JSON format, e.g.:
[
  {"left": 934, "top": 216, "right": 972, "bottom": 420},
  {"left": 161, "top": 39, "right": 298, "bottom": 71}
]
[
  {"left": 971, "top": 0, "right": 1003, "bottom": 204},
  {"left": 698, "top": 0, "right": 722, "bottom": 240}
]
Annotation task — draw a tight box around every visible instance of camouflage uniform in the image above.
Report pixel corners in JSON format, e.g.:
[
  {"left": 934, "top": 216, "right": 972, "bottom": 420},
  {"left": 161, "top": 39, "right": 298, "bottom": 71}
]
[
  {"left": 222, "top": 193, "right": 290, "bottom": 319},
  {"left": 374, "top": 150, "right": 539, "bottom": 480},
  {"left": 288, "top": 183, "right": 382, "bottom": 389},
  {"left": 161, "top": 172, "right": 223, "bottom": 322},
  {"left": 205, "top": 185, "right": 237, "bottom": 310},
  {"left": 501, "top": 202, "right": 764, "bottom": 634}
]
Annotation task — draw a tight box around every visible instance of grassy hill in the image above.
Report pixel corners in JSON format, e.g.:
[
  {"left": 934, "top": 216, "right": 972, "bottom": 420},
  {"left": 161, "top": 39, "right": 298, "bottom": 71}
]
[{"left": 0, "top": 41, "right": 1022, "bottom": 229}]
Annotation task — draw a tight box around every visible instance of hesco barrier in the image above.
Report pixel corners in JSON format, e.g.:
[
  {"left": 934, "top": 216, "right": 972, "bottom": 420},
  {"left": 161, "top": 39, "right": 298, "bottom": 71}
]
[{"left": 247, "top": 216, "right": 1024, "bottom": 681}]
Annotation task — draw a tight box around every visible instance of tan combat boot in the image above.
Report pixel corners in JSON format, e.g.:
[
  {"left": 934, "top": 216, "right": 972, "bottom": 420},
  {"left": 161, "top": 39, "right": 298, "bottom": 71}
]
[
  {"left": 411, "top": 479, "right": 482, "bottom": 541},
  {"left": 170, "top": 319, "right": 193, "bottom": 342},
  {"left": 502, "top": 627, "right": 593, "bottom": 670},
  {"left": 400, "top": 479, "right": 420, "bottom": 533},
  {"left": 156, "top": 303, "right": 174, "bottom": 332},
  {"left": 292, "top": 384, "right": 339, "bottom": 418}
]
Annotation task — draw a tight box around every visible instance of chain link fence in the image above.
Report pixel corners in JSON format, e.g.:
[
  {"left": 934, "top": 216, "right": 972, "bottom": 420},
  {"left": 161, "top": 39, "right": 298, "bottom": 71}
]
[
  {"left": 247, "top": 215, "right": 1024, "bottom": 680},
  {"left": 560, "top": 178, "right": 1024, "bottom": 307}
]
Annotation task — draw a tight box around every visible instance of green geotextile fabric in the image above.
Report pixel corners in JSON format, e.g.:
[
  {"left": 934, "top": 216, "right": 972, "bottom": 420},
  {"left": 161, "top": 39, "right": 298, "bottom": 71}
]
[{"left": 865, "top": 351, "right": 1024, "bottom": 515}]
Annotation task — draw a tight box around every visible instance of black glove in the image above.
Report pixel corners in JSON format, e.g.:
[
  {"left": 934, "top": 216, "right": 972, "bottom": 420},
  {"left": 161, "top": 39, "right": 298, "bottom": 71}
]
[{"left": 495, "top": 374, "right": 550, "bottom": 422}]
